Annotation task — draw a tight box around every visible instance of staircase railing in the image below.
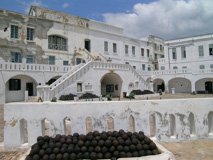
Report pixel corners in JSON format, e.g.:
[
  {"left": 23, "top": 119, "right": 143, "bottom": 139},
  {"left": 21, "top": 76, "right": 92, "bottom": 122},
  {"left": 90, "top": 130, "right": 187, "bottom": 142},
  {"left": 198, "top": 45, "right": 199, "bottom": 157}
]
[{"left": 38, "top": 61, "right": 152, "bottom": 101}]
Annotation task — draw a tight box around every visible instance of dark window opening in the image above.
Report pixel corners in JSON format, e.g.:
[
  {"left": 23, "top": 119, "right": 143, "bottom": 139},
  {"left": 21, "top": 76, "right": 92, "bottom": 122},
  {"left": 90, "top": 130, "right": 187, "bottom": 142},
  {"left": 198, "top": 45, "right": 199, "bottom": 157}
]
[{"left": 9, "top": 79, "right": 21, "bottom": 90}]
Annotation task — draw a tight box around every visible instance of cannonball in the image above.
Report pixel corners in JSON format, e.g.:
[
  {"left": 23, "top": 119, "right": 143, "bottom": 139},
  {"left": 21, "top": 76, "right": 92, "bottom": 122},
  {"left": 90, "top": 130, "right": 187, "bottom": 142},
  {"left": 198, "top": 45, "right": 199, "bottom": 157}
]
[
  {"left": 132, "top": 151, "right": 139, "bottom": 157},
  {"left": 90, "top": 152, "right": 97, "bottom": 160},
  {"left": 104, "top": 152, "right": 112, "bottom": 159},
  {"left": 63, "top": 153, "right": 70, "bottom": 160},
  {"left": 120, "top": 151, "right": 126, "bottom": 158},
  {"left": 32, "top": 154, "right": 40, "bottom": 160},
  {"left": 49, "top": 154, "right": 56, "bottom": 160},
  {"left": 53, "top": 148, "right": 60, "bottom": 154},
  {"left": 95, "top": 146, "right": 101, "bottom": 153},
  {"left": 56, "top": 153, "right": 63, "bottom": 160}
]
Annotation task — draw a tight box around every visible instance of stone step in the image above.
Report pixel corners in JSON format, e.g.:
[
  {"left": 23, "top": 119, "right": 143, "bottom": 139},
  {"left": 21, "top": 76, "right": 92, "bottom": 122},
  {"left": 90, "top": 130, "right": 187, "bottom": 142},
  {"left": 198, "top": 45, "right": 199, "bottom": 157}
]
[{"left": 28, "top": 96, "right": 37, "bottom": 102}]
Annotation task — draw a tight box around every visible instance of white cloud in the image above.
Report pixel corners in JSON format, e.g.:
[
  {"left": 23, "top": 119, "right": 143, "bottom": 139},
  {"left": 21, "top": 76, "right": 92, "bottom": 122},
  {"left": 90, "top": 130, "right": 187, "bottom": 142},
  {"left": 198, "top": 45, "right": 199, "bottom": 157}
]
[
  {"left": 16, "top": 0, "right": 47, "bottom": 14},
  {"left": 62, "top": 3, "right": 69, "bottom": 8},
  {"left": 103, "top": 0, "right": 213, "bottom": 40}
]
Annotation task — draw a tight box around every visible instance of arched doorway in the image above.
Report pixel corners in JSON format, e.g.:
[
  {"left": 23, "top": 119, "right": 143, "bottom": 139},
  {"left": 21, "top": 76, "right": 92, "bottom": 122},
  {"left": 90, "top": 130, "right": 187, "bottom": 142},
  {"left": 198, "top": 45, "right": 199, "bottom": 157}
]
[
  {"left": 168, "top": 78, "right": 191, "bottom": 93},
  {"left": 100, "top": 73, "right": 123, "bottom": 97},
  {"left": 195, "top": 78, "right": 213, "bottom": 94},
  {"left": 47, "top": 76, "right": 61, "bottom": 85},
  {"left": 153, "top": 79, "right": 165, "bottom": 92},
  {"left": 6, "top": 75, "right": 38, "bottom": 102}
]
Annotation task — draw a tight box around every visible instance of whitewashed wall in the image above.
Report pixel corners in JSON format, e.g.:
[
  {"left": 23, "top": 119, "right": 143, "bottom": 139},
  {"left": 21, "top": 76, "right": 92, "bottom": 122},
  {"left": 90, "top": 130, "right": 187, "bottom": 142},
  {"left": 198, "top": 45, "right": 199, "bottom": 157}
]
[{"left": 4, "top": 98, "right": 213, "bottom": 148}]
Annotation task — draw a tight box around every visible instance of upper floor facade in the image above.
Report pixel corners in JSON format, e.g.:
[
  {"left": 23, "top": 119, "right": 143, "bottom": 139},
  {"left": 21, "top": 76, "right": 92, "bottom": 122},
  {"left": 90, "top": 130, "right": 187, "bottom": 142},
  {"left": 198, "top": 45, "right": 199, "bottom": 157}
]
[
  {"left": 0, "top": 6, "right": 160, "bottom": 72},
  {"left": 158, "top": 33, "right": 213, "bottom": 72}
]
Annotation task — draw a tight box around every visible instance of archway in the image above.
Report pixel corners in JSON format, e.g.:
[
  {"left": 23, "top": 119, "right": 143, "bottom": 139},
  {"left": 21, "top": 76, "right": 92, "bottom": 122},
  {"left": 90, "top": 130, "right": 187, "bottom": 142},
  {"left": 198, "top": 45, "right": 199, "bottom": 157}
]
[
  {"left": 47, "top": 76, "right": 61, "bottom": 85},
  {"left": 100, "top": 73, "right": 123, "bottom": 97},
  {"left": 168, "top": 78, "right": 191, "bottom": 93},
  {"left": 153, "top": 79, "right": 165, "bottom": 92},
  {"left": 195, "top": 78, "right": 213, "bottom": 94},
  {"left": 5, "top": 75, "right": 38, "bottom": 102}
]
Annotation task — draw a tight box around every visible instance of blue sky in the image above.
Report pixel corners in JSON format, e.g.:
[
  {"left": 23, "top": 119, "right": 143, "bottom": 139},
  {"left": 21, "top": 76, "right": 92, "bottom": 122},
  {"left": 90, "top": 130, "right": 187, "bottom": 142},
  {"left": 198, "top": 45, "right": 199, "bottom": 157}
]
[
  {"left": 0, "top": 0, "right": 155, "bottom": 21},
  {"left": 0, "top": 0, "right": 213, "bottom": 39}
]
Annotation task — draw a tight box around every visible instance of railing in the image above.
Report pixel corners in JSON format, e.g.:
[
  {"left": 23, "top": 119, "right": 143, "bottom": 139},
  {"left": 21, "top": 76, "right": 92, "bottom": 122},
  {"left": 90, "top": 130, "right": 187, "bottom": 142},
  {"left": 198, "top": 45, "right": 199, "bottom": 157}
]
[
  {"left": 0, "top": 62, "right": 72, "bottom": 72},
  {"left": 158, "top": 58, "right": 166, "bottom": 63},
  {"left": 49, "top": 61, "right": 93, "bottom": 99},
  {"left": 4, "top": 98, "right": 213, "bottom": 148},
  {"left": 152, "top": 69, "right": 192, "bottom": 75},
  {"left": 37, "top": 61, "right": 151, "bottom": 101},
  {"left": 48, "top": 43, "right": 68, "bottom": 51},
  {"left": 49, "top": 63, "right": 85, "bottom": 89},
  {"left": 198, "top": 69, "right": 213, "bottom": 74},
  {"left": 128, "top": 65, "right": 152, "bottom": 90}
]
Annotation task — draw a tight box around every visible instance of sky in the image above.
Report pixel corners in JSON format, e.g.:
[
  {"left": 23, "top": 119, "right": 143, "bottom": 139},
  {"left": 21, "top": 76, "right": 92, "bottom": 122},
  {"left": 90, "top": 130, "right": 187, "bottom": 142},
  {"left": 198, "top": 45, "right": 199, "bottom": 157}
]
[{"left": 0, "top": 0, "right": 213, "bottom": 40}]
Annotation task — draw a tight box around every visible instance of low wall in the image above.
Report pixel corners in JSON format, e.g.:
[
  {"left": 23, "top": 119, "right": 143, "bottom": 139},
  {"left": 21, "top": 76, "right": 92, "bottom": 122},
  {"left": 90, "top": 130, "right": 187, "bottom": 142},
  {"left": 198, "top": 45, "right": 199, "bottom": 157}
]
[{"left": 4, "top": 98, "right": 213, "bottom": 148}]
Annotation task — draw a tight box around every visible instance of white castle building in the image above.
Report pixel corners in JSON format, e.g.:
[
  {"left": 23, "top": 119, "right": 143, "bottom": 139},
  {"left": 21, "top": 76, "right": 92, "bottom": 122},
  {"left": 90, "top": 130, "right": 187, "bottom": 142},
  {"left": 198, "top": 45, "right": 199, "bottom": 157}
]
[{"left": 0, "top": 6, "right": 213, "bottom": 103}]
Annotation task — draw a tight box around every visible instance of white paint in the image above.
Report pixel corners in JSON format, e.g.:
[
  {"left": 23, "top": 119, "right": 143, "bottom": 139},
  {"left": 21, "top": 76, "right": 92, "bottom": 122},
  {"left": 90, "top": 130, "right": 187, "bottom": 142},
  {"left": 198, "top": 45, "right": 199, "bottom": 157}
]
[{"left": 4, "top": 98, "right": 213, "bottom": 148}]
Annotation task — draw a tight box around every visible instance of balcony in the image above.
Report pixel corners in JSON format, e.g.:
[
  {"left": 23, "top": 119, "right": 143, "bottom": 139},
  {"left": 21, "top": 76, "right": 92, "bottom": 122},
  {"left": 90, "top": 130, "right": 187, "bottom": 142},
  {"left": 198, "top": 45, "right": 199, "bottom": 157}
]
[{"left": 48, "top": 43, "right": 68, "bottom": 51}]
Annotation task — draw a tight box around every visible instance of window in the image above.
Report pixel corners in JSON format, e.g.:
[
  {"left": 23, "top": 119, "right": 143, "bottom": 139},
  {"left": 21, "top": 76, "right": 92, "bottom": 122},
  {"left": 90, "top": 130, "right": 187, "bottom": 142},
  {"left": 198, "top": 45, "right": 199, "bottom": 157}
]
[
  {"left": 147, "top": 49, "right": 150, "bottom": 57},
  {"left": 132, "top": 46, "right": 135, "bottom": 55},
  {"left": 26, "top": 55, "right": 33, "bottom": 64},
  {"left": 209, "top": 44, "right": 213, "bottom": 55},
  {"left": 77, "top": 83, "right": 82, "bottom": 92},
  {"left": 106, "top": 84, "right": 114, "bottom": 92},
  {"left": 172, "top": 48, "right": 177, "bottom": 60},
  {"left": 160, "top": 45, "right": 163, "bottom": 52},
  {"left": 76, "top": 58, "right": 81, "bottom": 65},
  {"left": 148, "top": 66, "right": 151, "bottom": 71},
  {"left": 141, "top": 48, "right": 144, "bottom": 56},
  {"left": 142, "top": 64, "right": 145, "bottom": 70},
  {"left": 154, "top": 43, "right": 157, "bottom": 50},
  {"left": 104, "top": 41, "right": 108, "bottom": 52},
  {"left": 133, "top": 66, "right": 136, "bottom": 69},
  {"left": 9, "top": 79, "right": 21, "bottom": 90},
  {"left": 125, "top": 45, "right": 128, "bottom": 54},
  {"left": 160, "top": 66, "right": 165, "bottom": 70},
  {"left": 48, "top": 35, "right": 67, "bottom": 51},
  {"left": 210, "top": 64, "right": 213, "bottom": 69},
  {"left": 11, "top": 25, "right": 18, "bottom": 38},
  {"left": 49, "top": 56, "right": 55, "bottom": 65},
  {"left": 160, "top": 55, "right": 164, "bottom": 58},
  {"left": 125, "top": 62, "right": 129, "bottom": 64},
  {"left": 27, "top": 28, "right": 34, "bottom": 40},
  {"left": 173, "top": 66, "right": 178, "bottom": 70},
  {"left": 154, "top": 54, "right": 157, "bottom": 60},
  {"left": 198, "top": 45, "right": 204, "bottom": 57},
  {"left": 11, "top": 53, "right": 22, "bottom": 63},
  {"left": 182, "top": 66, "right": 187, "bottom": 69},
  {"left": 181, "top": 46, "right": 186, "bottom": 58},
  {"left": 199, "top": 65, "right": 205, "bottom": 69},
  {"left": 113, "top": 43, "right": 117, "bottom": 53},
  {"left": 63, "top": 61, "right": 68, "bottom": 65}
]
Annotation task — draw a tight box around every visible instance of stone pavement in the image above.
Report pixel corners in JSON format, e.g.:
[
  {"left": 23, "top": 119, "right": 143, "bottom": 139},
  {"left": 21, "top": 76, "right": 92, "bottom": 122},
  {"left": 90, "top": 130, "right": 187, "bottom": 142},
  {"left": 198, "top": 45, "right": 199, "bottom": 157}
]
[{"left": 1, "top": 94, "right": 213, "bottom": 159}]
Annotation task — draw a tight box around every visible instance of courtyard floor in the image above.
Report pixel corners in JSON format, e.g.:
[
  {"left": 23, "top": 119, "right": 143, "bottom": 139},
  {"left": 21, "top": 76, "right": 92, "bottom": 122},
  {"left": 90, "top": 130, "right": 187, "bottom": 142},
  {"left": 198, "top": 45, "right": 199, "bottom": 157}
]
[{"left": 0, "top": 93, "right": 213, "bottom": 159}]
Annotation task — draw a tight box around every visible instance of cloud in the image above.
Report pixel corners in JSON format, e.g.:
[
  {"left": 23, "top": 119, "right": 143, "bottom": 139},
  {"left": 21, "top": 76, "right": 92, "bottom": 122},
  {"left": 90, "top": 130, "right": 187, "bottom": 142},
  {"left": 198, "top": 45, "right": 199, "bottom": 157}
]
[
  {"left": 103, "top": 0, "right": 213, "bottom": 40},
  {"left": 16, "top": 0, "right": 48, "bottom": 14},
  {"left": 62, "top": 3, "right": 69, "bottom": 8}
]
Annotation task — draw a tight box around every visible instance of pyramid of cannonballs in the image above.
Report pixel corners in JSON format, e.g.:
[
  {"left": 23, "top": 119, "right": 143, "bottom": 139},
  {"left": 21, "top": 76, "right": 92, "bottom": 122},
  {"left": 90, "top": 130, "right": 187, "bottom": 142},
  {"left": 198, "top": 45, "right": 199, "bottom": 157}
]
[{"left": 26, "top": 130, "right": 160, "bottom": 160}]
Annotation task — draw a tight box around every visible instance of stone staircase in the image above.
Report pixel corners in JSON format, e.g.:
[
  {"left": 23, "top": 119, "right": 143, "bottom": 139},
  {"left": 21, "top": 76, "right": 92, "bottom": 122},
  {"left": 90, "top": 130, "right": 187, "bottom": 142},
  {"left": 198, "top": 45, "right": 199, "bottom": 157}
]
[{"left": 37, "top": 61, "right": 152, "bottom": 101}]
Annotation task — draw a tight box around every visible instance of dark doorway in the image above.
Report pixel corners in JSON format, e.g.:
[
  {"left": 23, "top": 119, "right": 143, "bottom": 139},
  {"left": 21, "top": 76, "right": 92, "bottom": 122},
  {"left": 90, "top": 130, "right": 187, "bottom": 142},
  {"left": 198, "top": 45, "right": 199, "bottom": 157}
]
[
  {"left": 26, "top": 83, "right": 33, "bottom": 96},
  {"left": 85, "top": 39, "right": 91, "bottom": 52},
  {"left": 157, "top": 82, "right": 165, "bottom": 91},
  {"left": 205, "top": 81, "right": 213, "bottom": 94}
]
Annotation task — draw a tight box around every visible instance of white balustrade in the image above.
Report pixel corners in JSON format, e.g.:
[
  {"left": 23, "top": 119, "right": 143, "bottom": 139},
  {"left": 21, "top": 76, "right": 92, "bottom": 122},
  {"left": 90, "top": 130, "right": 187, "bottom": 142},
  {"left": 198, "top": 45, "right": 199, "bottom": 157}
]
[{"left": 0, "top": 62, "right": 72, "bottom": 72}]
